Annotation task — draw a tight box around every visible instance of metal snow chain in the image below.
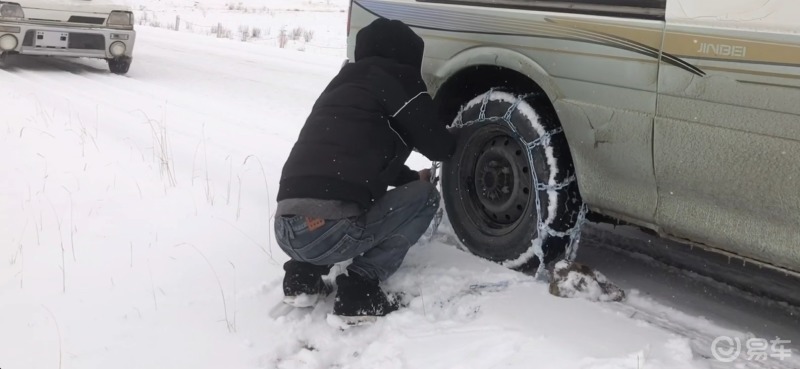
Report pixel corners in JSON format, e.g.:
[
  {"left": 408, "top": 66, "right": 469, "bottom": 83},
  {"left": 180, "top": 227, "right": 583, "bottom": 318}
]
[
  {"left": 535, "top": 175, "right": 577, "bottom": 192},
  {"left": 449, "top": 91, "right": 588, "bottom": 272},
  {"left": 526, "top": 127, "right": 564, "bottom": 150}
]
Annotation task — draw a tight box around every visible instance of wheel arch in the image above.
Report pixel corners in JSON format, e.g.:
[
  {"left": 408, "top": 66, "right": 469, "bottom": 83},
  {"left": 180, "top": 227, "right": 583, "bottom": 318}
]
[
  {"left": 429, "top": 48, "right": 590, "bottom": 201},
  {"left": 429, "top": 47, "right": 562, "bottom": 123}
]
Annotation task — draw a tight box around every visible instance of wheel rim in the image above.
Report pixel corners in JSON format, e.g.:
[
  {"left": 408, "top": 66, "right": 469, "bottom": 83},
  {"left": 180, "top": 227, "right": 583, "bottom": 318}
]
[{"left": 461, "top": 127, "right": 535, "bottom": 237}]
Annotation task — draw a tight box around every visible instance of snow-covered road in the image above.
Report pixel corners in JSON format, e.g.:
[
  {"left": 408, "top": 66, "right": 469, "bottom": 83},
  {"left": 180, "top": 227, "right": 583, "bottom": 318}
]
[{"left": 1, "top": 27, "right": 797, "bottom": 369}]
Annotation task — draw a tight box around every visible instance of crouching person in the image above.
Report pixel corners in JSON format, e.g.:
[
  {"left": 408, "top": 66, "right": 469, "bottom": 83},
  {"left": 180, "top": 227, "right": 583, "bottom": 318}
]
[{"left": 274, "top": 18, "right": 456, "bottom": 322}]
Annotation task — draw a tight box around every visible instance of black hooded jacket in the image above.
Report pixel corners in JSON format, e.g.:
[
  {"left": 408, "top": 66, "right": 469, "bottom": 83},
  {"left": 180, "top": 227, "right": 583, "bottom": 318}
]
[{"left": 276, "top": 19, "right": 456, "bottom": 210}]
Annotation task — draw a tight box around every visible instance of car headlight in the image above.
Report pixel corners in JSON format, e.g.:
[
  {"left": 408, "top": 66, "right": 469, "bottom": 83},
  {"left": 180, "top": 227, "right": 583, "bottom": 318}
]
[
  {"left": 0, "top": 34, "right": 18, "bottom": 51},
  {"left": 107, "top": 11, "right": 133, "bottom": 28},
  {"left": 0, "top": 2, "right": 25, "bottom": 19},
  {"left": 109, "top": 41, "right": 126, "bottom": 56}
]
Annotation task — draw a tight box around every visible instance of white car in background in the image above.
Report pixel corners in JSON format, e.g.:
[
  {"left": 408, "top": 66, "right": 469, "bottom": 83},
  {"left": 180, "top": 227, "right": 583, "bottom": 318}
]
[{"left": 0, "top": 0, "right": 135, "bottom": 74}]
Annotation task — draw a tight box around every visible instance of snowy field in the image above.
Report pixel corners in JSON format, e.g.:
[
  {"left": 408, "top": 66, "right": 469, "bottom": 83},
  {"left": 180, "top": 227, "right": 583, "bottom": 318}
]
[
  {"left": 1, "top": 9, "right": 799, "bottom": 369},
  {"left": 123, "top": 0, "right": 349, "bottom": 56}
]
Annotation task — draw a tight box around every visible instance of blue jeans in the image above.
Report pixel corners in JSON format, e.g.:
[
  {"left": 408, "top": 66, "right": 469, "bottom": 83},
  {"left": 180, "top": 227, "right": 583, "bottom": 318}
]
[{"left": 275, "top": 181, "right": 439, "bottom": 281}]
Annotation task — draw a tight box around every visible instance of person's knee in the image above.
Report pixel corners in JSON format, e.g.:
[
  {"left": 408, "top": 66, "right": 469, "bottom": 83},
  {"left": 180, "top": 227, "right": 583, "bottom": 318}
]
[
  {"left": 409, "top": 180, "right": 439, "bottom": 210},
  {"left": 423, "top": 181, "right": 439, "bottom": 201},
  {"left": 409, "top": 180, "right": 437, "bottom": 199},
  {"left": 419, "top": 186, "right": 440, "bottom": 221},
  {"left": 392, "top": 180, "right": 439, "bottom": 215},
  {"left": 426, "top": 187, "right": 440, "bottom": 210},
  {"left": 429, "top": 184, "right": 440, "bottom": 203}
]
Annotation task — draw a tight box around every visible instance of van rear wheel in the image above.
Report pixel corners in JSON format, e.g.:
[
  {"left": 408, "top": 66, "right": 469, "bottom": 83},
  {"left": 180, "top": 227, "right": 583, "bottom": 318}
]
[{"left": 441, "top": 90, "right": 583, "bottom": 273}]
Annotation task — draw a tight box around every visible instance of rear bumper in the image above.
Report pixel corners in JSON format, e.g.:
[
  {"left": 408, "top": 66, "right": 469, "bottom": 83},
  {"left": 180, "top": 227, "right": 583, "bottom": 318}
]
[{"left": 0, "top": 21, "right": 135, "bottom": 59}]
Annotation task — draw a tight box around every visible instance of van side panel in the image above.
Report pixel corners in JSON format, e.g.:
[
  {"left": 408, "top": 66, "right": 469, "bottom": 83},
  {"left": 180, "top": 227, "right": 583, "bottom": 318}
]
[
  {"left": 349, "top": 0, "right": 664, "bottom": 225},
  {"left": 655, "top": 13, "right": 800, "bottom": 271}
]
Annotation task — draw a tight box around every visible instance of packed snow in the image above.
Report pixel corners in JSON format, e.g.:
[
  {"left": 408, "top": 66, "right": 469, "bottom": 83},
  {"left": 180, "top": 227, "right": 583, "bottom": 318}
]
[{"left": 2, "top": 5, "right": 799, "bottom": 368}]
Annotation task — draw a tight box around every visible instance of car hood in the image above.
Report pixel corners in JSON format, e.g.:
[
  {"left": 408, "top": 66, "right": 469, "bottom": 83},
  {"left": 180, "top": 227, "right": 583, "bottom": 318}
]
[{"left": 19, "top": 0, "right": 131, "bottom": 15}]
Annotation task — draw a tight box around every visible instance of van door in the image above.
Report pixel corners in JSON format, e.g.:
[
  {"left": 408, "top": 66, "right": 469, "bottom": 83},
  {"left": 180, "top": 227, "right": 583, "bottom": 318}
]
[{"left": 653, "top": 1, "right": 800, "bottom": 270}]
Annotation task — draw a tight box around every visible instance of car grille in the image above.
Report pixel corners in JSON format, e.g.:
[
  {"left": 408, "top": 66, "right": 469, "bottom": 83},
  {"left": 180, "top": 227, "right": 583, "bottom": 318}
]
[
  {"left": 23, "top": 31, "right": 106, "bottom": 50},
  {"left": 67, "top": 16, "right": 106, "bottom": 25},
  {"left": 26, "top": 17, "right": 107, "bottom": 25}
]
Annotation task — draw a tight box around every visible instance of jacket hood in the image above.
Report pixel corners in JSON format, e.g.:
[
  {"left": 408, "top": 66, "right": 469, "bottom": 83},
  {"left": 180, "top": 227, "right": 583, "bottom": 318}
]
[{"left": 354, "top": 18, "right": 424, "bottom": 69}]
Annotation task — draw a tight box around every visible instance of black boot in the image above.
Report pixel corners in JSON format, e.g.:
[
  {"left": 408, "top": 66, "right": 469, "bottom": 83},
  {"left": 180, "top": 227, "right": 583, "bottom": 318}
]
[
  {"left": 333, "top": 272, "right": 399, "bottom": 323},
  {"left": 282, "top": 260, "right": 332, "bottom": 307}
]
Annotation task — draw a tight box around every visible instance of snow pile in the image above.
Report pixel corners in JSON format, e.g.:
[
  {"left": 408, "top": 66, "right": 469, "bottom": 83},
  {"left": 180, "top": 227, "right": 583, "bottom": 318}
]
[{"left": 549, "top": 260, "right": 626, "bottom": 302}]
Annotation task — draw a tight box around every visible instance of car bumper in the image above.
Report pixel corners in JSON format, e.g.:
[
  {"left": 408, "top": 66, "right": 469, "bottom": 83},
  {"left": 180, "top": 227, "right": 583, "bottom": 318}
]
[{"left": 0, "top": 21, "right": 135, "bottom": 59}]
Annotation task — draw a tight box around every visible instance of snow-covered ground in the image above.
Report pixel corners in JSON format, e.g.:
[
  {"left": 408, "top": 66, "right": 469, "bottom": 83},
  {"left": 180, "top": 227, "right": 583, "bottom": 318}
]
[{"left": 1, "top": 22, "right": 799, "bottom": 369}]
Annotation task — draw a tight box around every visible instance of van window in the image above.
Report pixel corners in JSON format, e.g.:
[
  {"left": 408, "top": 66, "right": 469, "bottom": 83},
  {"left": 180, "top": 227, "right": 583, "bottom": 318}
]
[{"left": 417, "top": 0, "right": 667, "bottom": 19}]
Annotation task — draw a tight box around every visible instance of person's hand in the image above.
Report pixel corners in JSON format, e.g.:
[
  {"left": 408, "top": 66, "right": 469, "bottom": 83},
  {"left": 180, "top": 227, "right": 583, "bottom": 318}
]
[
  {"left": 418, "top": 168, "right": 432, "bottom": 182},
  {"left": 419, "top": 168, "right": 439, "bottom": 184}
]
